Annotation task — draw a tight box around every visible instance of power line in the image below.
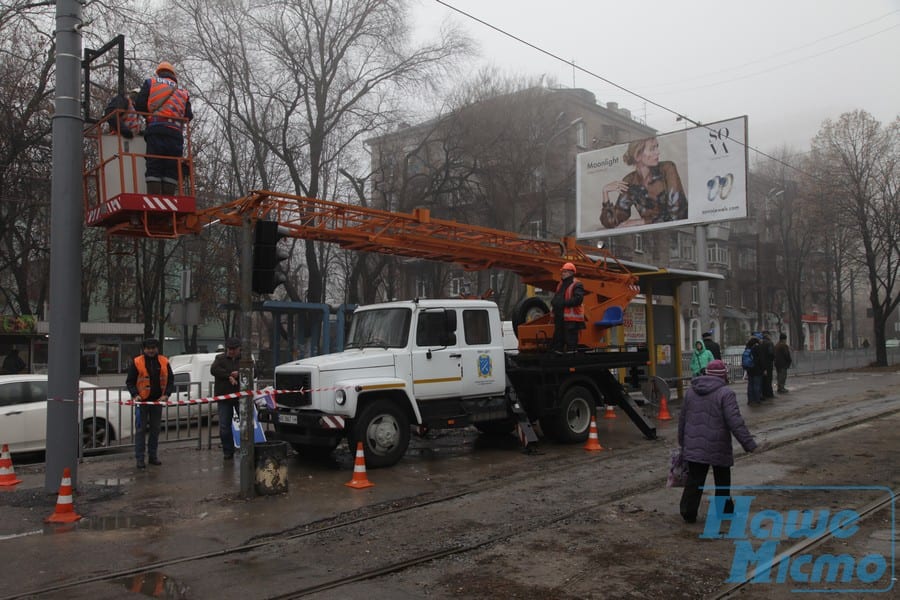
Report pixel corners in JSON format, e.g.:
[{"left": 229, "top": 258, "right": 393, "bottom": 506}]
[{"left": 431, "top": 0, "right": 855, "bottom": 180}]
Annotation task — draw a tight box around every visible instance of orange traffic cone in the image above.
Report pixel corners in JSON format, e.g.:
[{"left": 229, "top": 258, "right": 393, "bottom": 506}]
[
  {"left": 657, "top": 395, "right": 672, "bottom": 421},
  {"left": 45, "top": 467, "right": 82, "bottom": 523},
  {"left": 344, "top": 442, "right": 375, "bottom": 489},
  {"left": 602, "top": 405, "right": 617, "bottom": 419},
  {"left": 0, "top": 444, "right": 22, "bottom": 487},
  {"left": 583, "top": 416, "right": 604, "bottom": 451}
]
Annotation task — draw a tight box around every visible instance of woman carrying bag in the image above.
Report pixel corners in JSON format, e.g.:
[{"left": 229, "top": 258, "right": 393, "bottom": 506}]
[{"left": 677, "top": 359, "right": 758, "bottom": 523}]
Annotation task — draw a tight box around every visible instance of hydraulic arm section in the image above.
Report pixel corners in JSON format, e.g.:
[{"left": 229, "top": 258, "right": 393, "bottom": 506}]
[{"left": 184, "top": 190, "right": 640, "bottom": 350}]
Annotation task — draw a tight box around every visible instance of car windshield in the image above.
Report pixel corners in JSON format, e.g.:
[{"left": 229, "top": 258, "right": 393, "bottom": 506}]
[{"left": 345, "top": 308, "right": 411, "bottom": 349}]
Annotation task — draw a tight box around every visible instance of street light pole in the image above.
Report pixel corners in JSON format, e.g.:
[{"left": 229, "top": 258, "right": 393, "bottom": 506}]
[{"left": 541, "top": 117, "right": 583, "bottom": 238}]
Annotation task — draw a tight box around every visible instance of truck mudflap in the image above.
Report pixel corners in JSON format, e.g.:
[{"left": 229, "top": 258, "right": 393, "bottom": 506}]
[
  {"left": 600, "top": 371, "right": 657, "bottom": 440},
  {"left": 507, "top": 385, "right": 540, "bottom": 448}
]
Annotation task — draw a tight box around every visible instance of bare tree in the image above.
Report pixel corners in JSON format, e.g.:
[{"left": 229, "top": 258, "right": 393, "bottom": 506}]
[
  {"left": 810, "top": 110, "right": 900, "bottom": 365},
  {"left": 161, "top": 0, "right": 470, "bottom": 307}
]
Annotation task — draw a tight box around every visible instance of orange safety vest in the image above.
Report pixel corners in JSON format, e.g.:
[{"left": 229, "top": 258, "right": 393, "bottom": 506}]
[
  {"left": 556, "top": 278, "right": 585, "bottom": 322},
  {"left": 133, "top": 355, "right": 169, "bottom": 400},
  {"left": 146, "top": 77, "right": 189, "bottom": 130},
  {"left": 123, "top": 97, "right": 141, "bottom": 135}
]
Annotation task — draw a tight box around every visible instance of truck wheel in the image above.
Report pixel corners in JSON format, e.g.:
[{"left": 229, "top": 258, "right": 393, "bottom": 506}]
[
  {"left": 351, "top": 399, "right": 410, "bottom": 468},
  {"left": 552, "top": 385, "right": 595, "bottom": 443},
  {"left": 511, "top": 297, "right": 549, "bottom": 336}
]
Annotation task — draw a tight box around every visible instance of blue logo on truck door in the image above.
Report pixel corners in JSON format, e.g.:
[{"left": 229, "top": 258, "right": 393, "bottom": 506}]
[{"left": 478, "top": 354, "right": 492, "bottom": 378}]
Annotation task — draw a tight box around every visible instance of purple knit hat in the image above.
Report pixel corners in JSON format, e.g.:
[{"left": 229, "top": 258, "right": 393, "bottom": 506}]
[{"left": 705, "top": 359, "right": 728, "bottom": 381}]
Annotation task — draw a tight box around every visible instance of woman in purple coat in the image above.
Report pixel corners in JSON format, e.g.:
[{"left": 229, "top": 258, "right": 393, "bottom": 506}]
[{"left": 678, "top": 359, "right": 758, "bottom": 523}]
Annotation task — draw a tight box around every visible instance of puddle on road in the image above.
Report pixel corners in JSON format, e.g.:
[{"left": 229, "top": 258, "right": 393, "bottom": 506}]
[{"left": 116, "top": 571, "right": 189, "bottom": 599}]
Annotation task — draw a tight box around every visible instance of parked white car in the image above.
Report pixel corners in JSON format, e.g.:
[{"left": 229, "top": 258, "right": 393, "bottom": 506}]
[
  {"left": 0, "top": 374, "right": 133, "bottom": 453},
  {"left": 168, "top": 352, "right": 218, "bottom": 422}
]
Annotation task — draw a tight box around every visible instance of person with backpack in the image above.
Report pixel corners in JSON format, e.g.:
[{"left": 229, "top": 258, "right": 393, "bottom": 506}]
[
  {"left": 690, "top": 340, "right": 714, "bottom": 377},
  {"left": 742, "top": 336, "right": 764, "bottom": 405}
]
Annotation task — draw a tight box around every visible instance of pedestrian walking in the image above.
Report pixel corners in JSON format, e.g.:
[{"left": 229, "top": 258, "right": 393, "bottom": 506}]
[
  {"left": 126, "top": 338, "right": 174, "bottom": 469},
  {"left": 678, "top": 359, "right": 758, "bottom": 523},
  {"left": 742, "top": 337, "right": 764, "bottom": 405},
  {"left": 702, "top": 330, "right": 722, "bottom": 360},
  {"left": 550, "top": 262, "right": 586, "bottom": 352},
  {"left": 134, "top": 61, "right": 193, "bottom": 195},
  {"left": 211, "top": 337, "right": 242, "bottom": 460},
  {"left": 690, "top": 340, "right": 714, "bottom": 377},
  {"left": 774, "top": 333, "right": 793, "bottom": 393},
  {"left": 759, "top": 331, "right": 776, "bottom": 399}
]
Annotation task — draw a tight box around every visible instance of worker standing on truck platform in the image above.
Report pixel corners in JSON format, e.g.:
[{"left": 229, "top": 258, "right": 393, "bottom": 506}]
[
  {"left": 551, "top": 262, "right": 586, "bottom": 352},
  {"left": 134, "top": 61, "right": 193, "bottom": 195}
]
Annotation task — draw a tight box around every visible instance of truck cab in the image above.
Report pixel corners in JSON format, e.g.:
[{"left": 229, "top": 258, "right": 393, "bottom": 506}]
[{"left": 271, "top": 299, "right": 509, "bottom": 467}]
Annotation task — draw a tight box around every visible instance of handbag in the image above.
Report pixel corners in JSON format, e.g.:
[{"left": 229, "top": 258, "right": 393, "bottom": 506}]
[{"left": 667, "top": 447, "right": 689, "bottom": 488}]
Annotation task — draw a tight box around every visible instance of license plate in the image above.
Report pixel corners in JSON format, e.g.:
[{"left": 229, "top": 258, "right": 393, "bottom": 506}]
[{"left": 278, "top": 413, "right": 298, "bottom": 425}]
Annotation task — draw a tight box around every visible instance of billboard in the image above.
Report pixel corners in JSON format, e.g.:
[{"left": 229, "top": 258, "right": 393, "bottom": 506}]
[{"left": 577, "top": 116, "right": 748, "bottom": 239}]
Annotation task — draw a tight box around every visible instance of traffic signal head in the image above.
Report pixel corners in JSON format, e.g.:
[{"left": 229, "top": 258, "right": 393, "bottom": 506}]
[{"left": 252, "top": 220, "right": 289, "bottom": 294}]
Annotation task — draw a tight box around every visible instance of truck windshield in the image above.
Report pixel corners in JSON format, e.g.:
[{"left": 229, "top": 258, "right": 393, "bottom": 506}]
[{"left": 346, "top": 308, "right": 411, "bottom": 349}]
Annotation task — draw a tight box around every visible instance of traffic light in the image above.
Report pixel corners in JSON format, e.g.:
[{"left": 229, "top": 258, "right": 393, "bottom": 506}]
[{"left": 252, "top": 220, "right": 289, "bottom": 294}]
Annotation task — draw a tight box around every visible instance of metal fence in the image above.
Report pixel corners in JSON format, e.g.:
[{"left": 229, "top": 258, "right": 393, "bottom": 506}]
[
  {"left": 78, "top": 380, "right": 217, "bottom": 457},
  {"left": 681, "top": 346, "right": 900, "bottom": 384}
]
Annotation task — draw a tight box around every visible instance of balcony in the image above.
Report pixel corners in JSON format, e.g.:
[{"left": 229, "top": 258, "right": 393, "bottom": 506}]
[{"left": 706, "top": 224, "right": 730, "bottom": 241}]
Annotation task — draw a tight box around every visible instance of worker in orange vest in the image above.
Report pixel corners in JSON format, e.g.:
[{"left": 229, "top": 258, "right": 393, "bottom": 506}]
[
  {"left": 550, "top": 262, "right": 586, "bottom": 352},
  {"left": 134, "top": 61, "right": 193, "bottom": 195},
  {"left": 126, "top": 338, "right": 174, "bottom": 469}
]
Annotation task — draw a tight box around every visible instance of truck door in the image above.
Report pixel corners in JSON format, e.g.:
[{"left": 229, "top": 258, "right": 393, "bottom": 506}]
[
  {"left": 411, "top": 310, "right": 462, "bottom": 399},
  {"left": 459, "top": 308, "right": 505, "bottom": 397}
]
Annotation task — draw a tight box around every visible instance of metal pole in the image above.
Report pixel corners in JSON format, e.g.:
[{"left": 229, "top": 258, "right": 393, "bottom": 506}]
[
  {"left": 46, "top": 0, "right": 84, "bottom": 492},
  {"left": 239, "top": 216, "right": 255, "bottom": 497},
  {"left": 696, "top": 225, "right": 709, "bottom": 337}
]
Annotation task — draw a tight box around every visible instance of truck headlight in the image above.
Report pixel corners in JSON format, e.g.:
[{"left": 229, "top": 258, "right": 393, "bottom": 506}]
[{"left": 335, "top": 389, "right": 346, "bottom": 405}]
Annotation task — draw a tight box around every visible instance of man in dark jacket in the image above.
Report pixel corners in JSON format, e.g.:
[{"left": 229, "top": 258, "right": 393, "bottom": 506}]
[
  {"left": 759, "top": 332, "right": 776, "bottom": 399},
  {"left": 774, "top": 333, "right": 793, "bottom": 393},
  {"left": 678, "top": 359, "right": 758, "bottom": 524},
  {"left": 702, "top": 330, "right": 722, "bottom": 360},
  {"left": 211, "top": 337, "right": 242, "bottom": 459},
  {"left": 550, "top": 262, "right": 586, "bottom": 352},
  {"left": 126, "top": 338, "right": 175, "bottom": 469},
  {"left": 744, "top": 336, "right": 764, "bottom": 405}
]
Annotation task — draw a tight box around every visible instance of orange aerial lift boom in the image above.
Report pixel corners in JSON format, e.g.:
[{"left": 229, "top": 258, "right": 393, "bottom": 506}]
[{"left": 179, "top": 190, "right": 640, "bottom": 351}]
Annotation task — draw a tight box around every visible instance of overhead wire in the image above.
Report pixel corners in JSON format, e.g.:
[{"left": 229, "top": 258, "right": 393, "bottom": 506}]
[{"left": 432, "top": 0, "right": 894, "bottom": 180}]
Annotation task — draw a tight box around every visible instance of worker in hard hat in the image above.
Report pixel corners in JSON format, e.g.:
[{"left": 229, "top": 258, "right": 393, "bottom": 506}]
[
  {"left": 134, "top": 61, "right": 193, "bottom": 195},
  {"left": 550, "top": 262, "right": 586, "bottom": 352},
  {"left": 103, "top": 87, "right": 142, "bottom": 139}
]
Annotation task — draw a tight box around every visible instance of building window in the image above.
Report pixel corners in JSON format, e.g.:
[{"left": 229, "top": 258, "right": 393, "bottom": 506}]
[
  {"left": 575, "top": 122, "right": 587, "bottom": 148},
  {"left": 681, "top": 237, "right": 695, "bottom": 261},
  {"left": 633, "top": 233, "right": 644, "bottom": 254},
  {"left": 529, "top": 220, "right": 543, "bottom": 238},
  {"left": 490, "top": 272, "right": 502, "bottom": 292},
  {"left": 416, "top": 279, "right": 427, "bottom": 298},
  {"left": 670, "top": 235, "right": 680, "bottom": 259},
  {"left": 725, "top": 289, "right": 733, "bottom": 307},
  {"left": 709, "top": 289, "right": 717, "bottom": 307},
  {"left": 450, "top": 277, "right": 464, "bottom": 296},
  {"left": 691, "top": 283, "right": 699, "bottom": 305},
  {"left": 740, "top": 289, "right": 749, "bottom": 309},
  {"left": 707, "top": 243, "right": 730, "bottom": 267}
]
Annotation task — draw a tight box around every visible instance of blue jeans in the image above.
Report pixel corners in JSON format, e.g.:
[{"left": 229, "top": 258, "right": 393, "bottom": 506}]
[
  {"left": 135, "top": 405, "right": 162, "bottom": 462},
  {"left": 747, "top": 375, "right": 763, "bottom": 404},
  {"left": 218, "top": 399, "right": 239, "bottom": 456}
]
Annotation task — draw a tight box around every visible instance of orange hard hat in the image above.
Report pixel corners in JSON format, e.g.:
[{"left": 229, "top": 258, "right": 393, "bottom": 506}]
[
  {"left": 156, "top": 61, "right": 177, "bottom": 80},
  {"left": 561, "top": 262, "right": 576, "bottom": 273}
]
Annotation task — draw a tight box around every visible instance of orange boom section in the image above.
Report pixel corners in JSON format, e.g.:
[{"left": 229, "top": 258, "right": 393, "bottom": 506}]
[{"left": 183, "top": 190, "right": 640, "bottom": 351}]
